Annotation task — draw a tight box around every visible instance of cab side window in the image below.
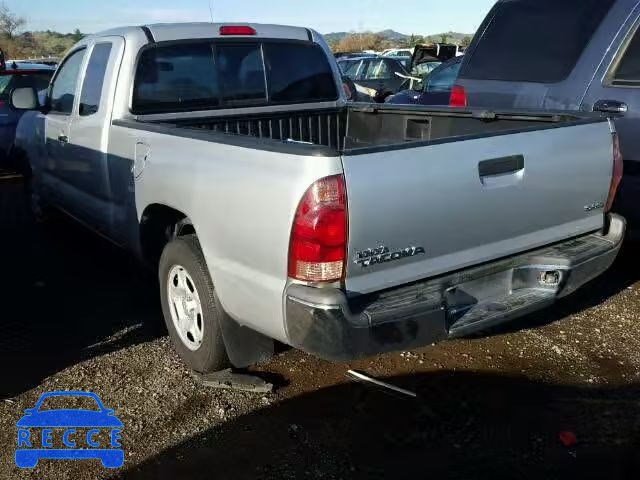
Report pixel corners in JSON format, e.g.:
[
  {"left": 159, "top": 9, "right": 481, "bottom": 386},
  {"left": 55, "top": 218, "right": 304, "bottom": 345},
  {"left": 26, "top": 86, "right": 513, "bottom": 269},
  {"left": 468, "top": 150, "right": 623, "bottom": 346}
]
[
  {"left": 79, "top": 43, "right": 113, "bottom": 116},
  {"left": 50, "top": 49, "right": 86, "bottom": 114}
]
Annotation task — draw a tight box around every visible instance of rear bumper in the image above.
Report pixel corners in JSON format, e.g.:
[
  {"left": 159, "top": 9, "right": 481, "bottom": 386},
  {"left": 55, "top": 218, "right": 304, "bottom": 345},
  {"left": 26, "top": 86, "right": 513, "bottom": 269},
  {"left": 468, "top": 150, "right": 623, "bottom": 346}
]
[{"left": 284, "top": 214, "right": 625, "bottom": 361}]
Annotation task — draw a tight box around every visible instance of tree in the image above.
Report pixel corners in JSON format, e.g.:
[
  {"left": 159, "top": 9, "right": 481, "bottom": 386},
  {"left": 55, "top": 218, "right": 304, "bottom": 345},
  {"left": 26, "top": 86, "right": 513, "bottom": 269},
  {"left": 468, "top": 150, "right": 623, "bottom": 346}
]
[
  {"left": 71, "top": 28, "right": 83, "bottom": 43},
  {"left": 0, "top": 3, "right": 26, "bottom": 40},
  {"left": 461, "top": 36, "right": 472, "bottom": 47},
  {"left": 440, "top": 33, "right": 450, "bottom": 44},
  {"left": 336, "top": 33, "right": 385, "bottom": 53}
]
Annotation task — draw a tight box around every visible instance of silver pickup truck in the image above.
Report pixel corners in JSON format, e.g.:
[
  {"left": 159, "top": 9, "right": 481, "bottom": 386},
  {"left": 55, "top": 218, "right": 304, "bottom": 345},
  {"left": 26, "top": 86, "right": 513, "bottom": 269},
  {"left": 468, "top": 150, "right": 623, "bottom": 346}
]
[{"left": 12, "top": 23, "right": 625, "bottom": 373}]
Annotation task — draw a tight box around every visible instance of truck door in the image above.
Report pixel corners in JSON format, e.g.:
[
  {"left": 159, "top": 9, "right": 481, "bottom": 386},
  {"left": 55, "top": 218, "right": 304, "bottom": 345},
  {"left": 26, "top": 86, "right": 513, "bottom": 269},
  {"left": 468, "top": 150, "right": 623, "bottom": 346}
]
[
  {"left": 64, "top": 37, "right": 125, "bottom": 236},
  {"left": 582, "top": 10, "right": 640, "bottom": 225},
  {"left": 43, "top": 48, "right": 86, "bottom": 212}
]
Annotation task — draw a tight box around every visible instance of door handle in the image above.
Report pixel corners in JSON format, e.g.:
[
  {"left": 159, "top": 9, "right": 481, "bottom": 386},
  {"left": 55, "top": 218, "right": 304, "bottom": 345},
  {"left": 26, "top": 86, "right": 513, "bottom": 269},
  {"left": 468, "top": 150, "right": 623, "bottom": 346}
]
[
  {"left": 479, "top": 155, "right": 524, "bottom": 177},
  {"left": 58, "top": 134, "right": 69, "bottom": 143},
  {"left": 593, "top": 99, "right": 628, "bottom": 115}
]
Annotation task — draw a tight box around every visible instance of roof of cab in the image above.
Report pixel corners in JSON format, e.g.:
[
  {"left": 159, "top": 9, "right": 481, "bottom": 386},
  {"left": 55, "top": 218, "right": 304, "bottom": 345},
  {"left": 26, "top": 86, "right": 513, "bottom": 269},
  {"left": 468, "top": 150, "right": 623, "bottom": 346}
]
[{"left": 94, "top": 22, "right": 314, "bottom": 43}]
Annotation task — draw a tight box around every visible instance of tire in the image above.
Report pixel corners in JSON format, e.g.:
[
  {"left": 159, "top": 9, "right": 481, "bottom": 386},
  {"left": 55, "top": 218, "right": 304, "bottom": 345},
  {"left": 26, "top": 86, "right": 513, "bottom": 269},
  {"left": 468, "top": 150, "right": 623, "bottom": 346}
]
[{"left": 159, "top": 234, "right": 230, "bottom": 373}]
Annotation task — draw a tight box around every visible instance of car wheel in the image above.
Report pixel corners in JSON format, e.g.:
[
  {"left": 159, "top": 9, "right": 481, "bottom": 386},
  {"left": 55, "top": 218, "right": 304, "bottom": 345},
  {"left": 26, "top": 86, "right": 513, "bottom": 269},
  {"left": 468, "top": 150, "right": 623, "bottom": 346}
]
[{"left": 159, "top": 234, "right": 230, "bottom": 373}]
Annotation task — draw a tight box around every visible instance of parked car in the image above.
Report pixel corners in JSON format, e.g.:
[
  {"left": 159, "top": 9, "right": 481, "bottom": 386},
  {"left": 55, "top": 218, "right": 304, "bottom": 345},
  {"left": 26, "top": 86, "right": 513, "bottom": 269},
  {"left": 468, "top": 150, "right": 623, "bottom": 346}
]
[
  {"left": 334, "top": 52, "right": 378, "bottom": 60},
  {"left": 337, "top": 56, "right": 409, "bottom": 102},
  {"left": 387, "top": 56, "right": 463, "bottom": 106},
  {"left": 381, "top": 48, "right": 414, "bottom": 58},
  {"left": 0, "top": 62, "right": 55, "bottom": 170},
  {"left": 455, "top": 0, "right": 640, "bottom": 228},
  {"left": 13, "top": 23, "right": 624, "bottom": 374}
]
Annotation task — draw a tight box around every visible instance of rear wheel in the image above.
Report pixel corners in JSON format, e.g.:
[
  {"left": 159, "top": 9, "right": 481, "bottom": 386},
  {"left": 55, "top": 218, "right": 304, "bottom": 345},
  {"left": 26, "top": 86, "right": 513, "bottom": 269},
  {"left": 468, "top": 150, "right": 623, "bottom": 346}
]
[{"left": 159, "top": 234, "right": 230, "bottom": 373}]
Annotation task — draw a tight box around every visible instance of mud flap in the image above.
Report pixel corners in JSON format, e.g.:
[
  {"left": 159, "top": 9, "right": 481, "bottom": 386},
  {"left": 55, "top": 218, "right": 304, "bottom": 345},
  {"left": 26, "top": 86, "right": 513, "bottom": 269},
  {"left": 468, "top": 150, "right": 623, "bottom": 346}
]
[{"left": 214, "top": 294, "right": 275, "bottom": 369}]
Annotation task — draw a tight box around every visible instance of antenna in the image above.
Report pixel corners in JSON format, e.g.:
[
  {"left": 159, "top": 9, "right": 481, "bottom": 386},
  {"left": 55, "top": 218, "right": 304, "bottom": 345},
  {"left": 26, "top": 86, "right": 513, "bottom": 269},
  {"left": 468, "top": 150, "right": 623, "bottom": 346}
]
[{"left": 209, "top": 1, "right": 214, "bottom": 22}]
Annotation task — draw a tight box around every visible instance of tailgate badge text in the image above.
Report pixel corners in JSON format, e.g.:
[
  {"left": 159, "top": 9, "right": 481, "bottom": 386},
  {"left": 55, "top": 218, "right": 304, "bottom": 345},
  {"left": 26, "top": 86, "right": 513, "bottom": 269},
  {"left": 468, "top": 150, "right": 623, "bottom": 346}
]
[{"left": 354, "top": 245, "right": 426, "bottom": 268}]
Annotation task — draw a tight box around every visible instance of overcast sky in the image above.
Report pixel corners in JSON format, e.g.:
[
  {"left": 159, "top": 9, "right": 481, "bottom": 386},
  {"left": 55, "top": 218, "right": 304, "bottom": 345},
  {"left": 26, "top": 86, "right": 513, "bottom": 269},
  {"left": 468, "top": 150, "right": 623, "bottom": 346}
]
[{"left": 6, "top": 0, "right": 496, "bottom": 35}]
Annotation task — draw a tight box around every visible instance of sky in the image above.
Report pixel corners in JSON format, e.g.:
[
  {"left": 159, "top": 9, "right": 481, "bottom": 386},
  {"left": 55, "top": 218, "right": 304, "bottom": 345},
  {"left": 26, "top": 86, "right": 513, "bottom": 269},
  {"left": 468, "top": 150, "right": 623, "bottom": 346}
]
[{"left": 6, "top": 0, "right": 496, "bottom": 35}]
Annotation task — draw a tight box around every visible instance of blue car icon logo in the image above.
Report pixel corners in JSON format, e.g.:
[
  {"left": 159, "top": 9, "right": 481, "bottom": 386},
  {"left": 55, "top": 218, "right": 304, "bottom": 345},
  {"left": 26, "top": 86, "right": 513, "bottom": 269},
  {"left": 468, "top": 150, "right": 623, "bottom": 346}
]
[{"left": 15, "top": 391, "right": 123, "bottom": 469}]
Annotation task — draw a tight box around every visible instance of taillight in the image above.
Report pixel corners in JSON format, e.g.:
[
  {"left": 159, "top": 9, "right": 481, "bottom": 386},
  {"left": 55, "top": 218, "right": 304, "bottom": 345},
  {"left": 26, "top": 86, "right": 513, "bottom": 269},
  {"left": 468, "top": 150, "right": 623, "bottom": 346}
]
[
  {"left": 219, "top": 26, "right": 257, "bottom": 36},
  {"left": 288, "top": 175, "right": 348, "bottom": 283},
  {"left": 449, "top": 85, "right": 467, "bottom": 107},
  {"left": 606, "top": 132, "right": 623, "bottom": 212}
]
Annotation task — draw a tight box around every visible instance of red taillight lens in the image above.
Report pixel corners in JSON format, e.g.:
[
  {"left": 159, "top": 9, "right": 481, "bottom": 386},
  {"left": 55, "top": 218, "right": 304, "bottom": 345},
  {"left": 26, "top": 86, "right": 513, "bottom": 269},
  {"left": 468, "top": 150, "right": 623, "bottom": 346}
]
[
  {"left": 449, "top": 85, "right": 467, "bottom": 107},
  {"left": 219, "top": 26, "right": 257, "bottom": 36},
  {"left": 288, "top": 175, "right": 348, "bottom": 283},
  {"left": 606, "top": 133, "right": 624, "bottom": 212}
]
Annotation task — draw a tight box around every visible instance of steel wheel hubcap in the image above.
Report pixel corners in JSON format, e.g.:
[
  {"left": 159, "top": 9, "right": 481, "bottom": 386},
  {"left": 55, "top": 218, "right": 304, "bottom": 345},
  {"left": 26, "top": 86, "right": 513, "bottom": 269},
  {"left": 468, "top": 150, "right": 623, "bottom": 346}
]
[{"left": 167, "top": 265, "right": 204, "bottom": 351}]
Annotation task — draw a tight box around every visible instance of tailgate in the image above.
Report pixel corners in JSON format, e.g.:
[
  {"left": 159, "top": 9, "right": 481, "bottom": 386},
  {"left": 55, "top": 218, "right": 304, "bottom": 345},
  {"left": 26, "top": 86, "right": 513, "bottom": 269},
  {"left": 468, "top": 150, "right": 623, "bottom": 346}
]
[{"left": 343, "top": 120, "right": 613, "bottom": 294}]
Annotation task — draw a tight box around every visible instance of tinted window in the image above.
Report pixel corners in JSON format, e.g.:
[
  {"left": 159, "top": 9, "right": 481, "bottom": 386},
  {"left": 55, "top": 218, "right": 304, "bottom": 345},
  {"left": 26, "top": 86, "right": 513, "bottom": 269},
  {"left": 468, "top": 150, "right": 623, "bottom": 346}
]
[
  {"left": 133, "top": 43, "right": 218, "bottom": 114},
  {"left": 50, "top": 49, "right": 85, "bottom": 114},
  {"left": 133, "top": 42, "right": 338, "bottom": 113},
  {"left": 0, "top": 72, "right": 52, "bottom": 97},
  {"left": 79, "top": 43, "right": 112, "bottom": 116},
  {"left": 462, "top": 0, "right": 614, "bottom": 83},
  {"left": 613, "top": 27, "right": 640, "bottom": 84},
  {"left": 217, "top": 44, "right": 266, "bottom": 104},
  {"left": 264, "top": 43, "right": 337, "bottom": 103}
]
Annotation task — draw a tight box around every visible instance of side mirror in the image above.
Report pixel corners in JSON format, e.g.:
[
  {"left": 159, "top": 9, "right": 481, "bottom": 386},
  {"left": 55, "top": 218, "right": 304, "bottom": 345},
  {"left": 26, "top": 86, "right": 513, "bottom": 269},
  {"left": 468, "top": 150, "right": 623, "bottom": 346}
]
[
  {"left": 23, "top": 409, "right": 35, "bottom": 415},
  {"left": 105, "top": 409, "right": 115, "bottom": 415},
  {"left": 11, "top": 87, "right": 39, "bottom": 110}
]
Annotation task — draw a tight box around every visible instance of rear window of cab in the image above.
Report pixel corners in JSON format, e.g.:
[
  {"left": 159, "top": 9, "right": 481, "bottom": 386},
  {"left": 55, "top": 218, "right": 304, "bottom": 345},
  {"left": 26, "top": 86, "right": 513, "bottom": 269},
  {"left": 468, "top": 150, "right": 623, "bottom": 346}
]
[{"left": 132, "top": 41, "right": 339, "bottom": 114}]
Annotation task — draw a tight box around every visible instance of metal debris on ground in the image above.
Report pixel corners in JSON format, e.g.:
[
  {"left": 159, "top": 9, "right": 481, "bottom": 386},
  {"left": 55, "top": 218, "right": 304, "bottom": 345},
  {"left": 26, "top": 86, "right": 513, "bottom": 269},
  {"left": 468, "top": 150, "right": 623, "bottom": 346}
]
[
  {"left": 346, "top": 370, "right": 417, "bottom": 398},
  {"left": 193, "top": 369, "right": 274, "bottom": 394}
]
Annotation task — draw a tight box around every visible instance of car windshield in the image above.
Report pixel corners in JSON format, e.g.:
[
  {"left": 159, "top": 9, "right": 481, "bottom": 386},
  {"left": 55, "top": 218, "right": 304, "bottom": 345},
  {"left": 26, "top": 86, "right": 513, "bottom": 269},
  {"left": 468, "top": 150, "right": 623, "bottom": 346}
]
[
  {"left": 36, "top": 395, "right": 102, "bottom": 412},
  {"left": 0, "top": 72, "right": 53, "bottom": 98}
]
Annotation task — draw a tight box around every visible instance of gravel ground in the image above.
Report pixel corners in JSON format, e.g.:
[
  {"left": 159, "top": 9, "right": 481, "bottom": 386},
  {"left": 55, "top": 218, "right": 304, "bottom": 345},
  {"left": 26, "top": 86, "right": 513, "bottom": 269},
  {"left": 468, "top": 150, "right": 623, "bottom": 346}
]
[{"left": 1, "top": 177, "right": 640, "bottom": 479}]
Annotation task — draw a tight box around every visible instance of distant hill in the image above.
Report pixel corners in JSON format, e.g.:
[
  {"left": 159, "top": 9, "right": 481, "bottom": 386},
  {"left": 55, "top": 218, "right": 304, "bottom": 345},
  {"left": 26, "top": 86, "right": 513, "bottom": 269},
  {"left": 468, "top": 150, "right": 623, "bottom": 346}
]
[
  {"left": 324, "top": 30, "right": 407, "bottom": 44},
  {"left": 324, "top": 30, "right": 473, "bottom": 46}
]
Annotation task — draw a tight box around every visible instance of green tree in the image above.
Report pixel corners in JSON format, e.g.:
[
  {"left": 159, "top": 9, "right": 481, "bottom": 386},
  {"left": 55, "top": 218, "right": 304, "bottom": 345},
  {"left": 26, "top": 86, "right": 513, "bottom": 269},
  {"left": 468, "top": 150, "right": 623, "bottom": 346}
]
[
  {"left": 440, "top": 33, "right": 450, "bottom": 44},
  {"left": 71, "top": 28, "right": 83, "bottom": 43},
  {"left": 461, "top": 35, "right": 472, "bottom": 47}
]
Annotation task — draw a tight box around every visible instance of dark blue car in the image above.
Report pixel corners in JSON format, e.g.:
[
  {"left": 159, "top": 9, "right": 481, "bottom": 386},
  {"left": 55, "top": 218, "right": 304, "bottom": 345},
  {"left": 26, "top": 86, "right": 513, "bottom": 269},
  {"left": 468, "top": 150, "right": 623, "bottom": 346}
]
[
  {"left": 386, "top": 56, "right": 463, "bottom": 106},
  {"left": 15, "top": 391, "right": 123, "bottom": 468},
  {"left": 0, "top": 62, "right": 55, "bottom": 168}
]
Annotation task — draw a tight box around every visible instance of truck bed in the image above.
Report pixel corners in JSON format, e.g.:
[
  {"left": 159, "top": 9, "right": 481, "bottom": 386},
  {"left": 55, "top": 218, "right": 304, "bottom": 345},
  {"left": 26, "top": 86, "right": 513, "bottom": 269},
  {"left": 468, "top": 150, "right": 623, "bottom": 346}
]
[{"left": 156, "top": 104, "right": 591, "bottom": 152}]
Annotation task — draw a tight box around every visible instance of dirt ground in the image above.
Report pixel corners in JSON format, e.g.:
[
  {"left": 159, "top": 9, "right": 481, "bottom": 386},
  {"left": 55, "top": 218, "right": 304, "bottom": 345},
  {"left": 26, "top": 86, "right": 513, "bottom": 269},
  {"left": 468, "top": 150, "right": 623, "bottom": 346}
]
[{"left": 1, "top": 176, "right": 640, "bottom": 479}]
